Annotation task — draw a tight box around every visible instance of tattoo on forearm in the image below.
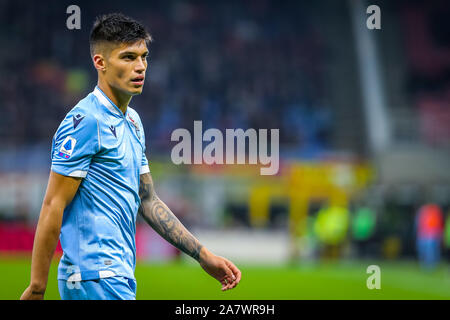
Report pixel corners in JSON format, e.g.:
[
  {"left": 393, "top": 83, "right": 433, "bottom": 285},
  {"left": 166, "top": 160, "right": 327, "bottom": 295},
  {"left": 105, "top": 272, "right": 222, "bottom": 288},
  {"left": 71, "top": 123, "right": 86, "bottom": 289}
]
[
  {"left": 138, "top": 173, "right": 203, "bottom": 261},
  {"left": 32, "top": 291, "right": 45, "bottom": 295},
  {"left": 138, "top": 173, "right": 156, "bottom": 216}
]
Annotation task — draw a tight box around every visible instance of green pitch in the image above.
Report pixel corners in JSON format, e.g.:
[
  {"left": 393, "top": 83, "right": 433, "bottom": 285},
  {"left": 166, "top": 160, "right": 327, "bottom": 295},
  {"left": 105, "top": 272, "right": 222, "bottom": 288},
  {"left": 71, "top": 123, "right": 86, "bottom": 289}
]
[{"left": 1, "top": 256, "right": 449, "bottom": 300}]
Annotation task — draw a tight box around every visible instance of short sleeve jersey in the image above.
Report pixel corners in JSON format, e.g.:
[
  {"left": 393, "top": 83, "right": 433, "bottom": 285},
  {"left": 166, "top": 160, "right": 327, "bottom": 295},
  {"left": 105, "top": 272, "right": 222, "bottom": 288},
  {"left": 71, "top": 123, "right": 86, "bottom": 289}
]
[{"left": 52, "top": 86, "right": 149, "bottom": 281}]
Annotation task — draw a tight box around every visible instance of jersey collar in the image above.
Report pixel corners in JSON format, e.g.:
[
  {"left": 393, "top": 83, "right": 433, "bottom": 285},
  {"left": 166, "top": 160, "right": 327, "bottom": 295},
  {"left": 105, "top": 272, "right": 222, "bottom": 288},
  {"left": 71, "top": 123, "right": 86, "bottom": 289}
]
[{"left": 93, "top": 86, "right": 128, "bottom": 117}]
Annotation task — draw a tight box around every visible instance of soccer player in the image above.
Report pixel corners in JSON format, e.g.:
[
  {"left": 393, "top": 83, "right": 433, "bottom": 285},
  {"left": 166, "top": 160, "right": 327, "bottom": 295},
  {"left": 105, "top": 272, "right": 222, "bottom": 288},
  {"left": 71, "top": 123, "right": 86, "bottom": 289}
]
[{"left": 20, "top": 13, "right": 241, "bottom": 300}]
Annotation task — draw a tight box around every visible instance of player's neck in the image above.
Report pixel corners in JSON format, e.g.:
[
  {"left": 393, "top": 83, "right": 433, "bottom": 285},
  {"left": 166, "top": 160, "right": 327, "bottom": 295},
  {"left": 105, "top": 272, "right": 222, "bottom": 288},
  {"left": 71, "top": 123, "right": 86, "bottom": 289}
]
[{"left": 97, "top": 82, "right": 131, "bottom": 115}]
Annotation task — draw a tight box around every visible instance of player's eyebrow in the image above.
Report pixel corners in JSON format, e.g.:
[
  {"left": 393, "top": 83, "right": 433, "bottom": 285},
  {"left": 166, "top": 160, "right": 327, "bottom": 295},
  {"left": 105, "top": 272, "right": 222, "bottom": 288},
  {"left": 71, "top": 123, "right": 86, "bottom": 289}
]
[{"left": 119, "top": 51, "right": 149, "bottom": 57}]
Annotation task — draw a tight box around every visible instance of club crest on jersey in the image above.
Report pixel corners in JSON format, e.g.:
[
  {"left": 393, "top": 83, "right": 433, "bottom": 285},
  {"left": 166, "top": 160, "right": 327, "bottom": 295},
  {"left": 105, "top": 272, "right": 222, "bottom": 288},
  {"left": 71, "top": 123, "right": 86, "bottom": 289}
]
[
  {"left": 128, "top": 115, "right": 141, "bottom": 138},
  {"left": 58, "top": 136, "right": 77, "bottom": 159}
]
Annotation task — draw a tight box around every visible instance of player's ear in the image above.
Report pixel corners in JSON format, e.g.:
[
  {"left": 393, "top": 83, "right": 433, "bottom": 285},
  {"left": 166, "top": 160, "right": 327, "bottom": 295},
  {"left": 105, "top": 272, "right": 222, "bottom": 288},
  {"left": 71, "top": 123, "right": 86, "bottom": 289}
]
[{"left": 93, "top": 54, "right": 106, "bottom": 72}]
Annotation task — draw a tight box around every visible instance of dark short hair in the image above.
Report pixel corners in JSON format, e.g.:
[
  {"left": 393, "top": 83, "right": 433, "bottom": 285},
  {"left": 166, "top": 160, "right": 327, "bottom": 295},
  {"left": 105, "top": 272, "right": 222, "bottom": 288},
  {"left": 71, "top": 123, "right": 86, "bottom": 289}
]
[{"left": 89, "top": 13, "right": 152, "bottom": 56}]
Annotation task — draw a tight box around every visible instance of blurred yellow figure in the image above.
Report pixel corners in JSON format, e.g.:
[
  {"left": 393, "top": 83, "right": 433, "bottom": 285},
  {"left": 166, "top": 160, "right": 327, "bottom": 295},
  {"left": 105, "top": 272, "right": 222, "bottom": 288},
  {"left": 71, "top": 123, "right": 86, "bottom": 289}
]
[{"left": 314, "top": 205, "right": 350, "bottom": 259}]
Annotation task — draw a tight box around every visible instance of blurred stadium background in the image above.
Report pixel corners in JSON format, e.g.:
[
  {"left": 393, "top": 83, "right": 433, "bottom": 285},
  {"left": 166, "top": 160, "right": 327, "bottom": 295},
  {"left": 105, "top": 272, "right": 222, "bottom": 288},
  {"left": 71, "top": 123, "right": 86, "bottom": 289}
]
[{"left": 0, "top": 0, "right": 449, "bottom": 299}]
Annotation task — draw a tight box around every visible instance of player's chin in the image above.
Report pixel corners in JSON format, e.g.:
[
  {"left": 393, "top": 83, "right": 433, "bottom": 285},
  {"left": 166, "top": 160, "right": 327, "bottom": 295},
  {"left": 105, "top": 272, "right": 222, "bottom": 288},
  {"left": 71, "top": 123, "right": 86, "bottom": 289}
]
[{"left": 128, "top": 84, "right": 144, "bottom": 95}]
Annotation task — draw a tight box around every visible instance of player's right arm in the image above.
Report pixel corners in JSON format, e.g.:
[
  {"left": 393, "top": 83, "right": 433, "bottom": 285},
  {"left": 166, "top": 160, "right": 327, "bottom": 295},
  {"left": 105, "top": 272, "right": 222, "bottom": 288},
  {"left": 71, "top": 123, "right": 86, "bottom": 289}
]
[
  {"left": 21, "top": 109, "right": 98, "bottom": 300},
  {"left": 20, "top": 171, "right": 82, "bottom": 300}
]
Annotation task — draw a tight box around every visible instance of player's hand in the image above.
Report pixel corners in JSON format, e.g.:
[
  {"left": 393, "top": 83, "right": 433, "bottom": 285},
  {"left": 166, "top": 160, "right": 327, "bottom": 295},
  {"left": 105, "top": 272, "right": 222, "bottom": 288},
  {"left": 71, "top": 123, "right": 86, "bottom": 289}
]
[
  {"left": 20, "top": 285, "right": 45, "bottom": 300},
  {"left": 198, "top": 247, "right": 241, "bottom": 291}
]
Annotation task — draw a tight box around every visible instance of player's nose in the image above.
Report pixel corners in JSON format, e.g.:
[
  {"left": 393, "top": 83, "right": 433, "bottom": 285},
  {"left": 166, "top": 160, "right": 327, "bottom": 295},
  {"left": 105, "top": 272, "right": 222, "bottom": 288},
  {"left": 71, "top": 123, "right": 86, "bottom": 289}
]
[{"left": 135, "top": 58, "right": 146, "bottom": 73}]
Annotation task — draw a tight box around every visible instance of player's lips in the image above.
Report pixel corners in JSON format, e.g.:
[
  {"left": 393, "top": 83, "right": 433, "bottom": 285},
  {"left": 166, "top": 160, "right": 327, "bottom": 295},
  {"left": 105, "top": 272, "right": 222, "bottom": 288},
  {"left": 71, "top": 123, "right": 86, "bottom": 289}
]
[{"left": 131, "top": 76, "right": 145, "bottom": 86}]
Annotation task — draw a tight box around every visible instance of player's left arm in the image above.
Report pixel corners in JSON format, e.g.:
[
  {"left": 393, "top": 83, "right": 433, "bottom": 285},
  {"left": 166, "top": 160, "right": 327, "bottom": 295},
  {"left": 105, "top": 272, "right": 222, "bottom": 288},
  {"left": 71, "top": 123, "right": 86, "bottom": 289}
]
[{"left": 138, "top": 172, "right": 241, "bottom": 291}]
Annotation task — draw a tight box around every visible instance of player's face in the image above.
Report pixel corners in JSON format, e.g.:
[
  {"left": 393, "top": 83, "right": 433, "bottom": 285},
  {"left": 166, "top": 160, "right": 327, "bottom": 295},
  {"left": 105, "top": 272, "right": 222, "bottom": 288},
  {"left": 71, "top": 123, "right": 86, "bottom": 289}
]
[{"left": 104, "top": 40, "right": 149, "bottom": 96}]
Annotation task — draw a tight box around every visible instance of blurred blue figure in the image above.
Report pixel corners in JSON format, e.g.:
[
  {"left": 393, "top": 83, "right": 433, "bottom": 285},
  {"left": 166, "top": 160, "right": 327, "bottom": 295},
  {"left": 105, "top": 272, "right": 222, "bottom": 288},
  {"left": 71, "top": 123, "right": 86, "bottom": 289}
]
[{"left": 415, "top": 204, "right": 444, "bottom": 270}]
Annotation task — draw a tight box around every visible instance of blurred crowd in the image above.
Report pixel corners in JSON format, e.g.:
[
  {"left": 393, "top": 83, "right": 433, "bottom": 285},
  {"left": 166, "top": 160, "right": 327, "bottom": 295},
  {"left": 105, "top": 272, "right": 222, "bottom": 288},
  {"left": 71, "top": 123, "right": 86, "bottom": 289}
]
[
  {"left": 401, "top": 0, "right": 450, "bottom": 146},
  {"left": 0, "top": 0, "right": 333, "bottom": 158}
]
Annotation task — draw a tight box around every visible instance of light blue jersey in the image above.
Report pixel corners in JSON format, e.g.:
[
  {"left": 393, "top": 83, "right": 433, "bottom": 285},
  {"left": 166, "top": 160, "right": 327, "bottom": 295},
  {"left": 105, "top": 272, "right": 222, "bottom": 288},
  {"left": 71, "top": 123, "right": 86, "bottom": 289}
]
[{"left": 51, "top": 86, "right": 149, "bottom": 282}]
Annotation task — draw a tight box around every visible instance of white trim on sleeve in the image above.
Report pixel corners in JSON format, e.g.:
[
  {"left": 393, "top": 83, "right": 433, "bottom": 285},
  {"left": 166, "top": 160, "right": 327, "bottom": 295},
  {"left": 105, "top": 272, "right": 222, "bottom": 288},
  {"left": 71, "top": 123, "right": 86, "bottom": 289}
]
[
  {"left": 68, "top": 170, "right": 88, "bottom": 178},
  {"left": 140, "top": 165, "right": 150, "bottom": 175}
]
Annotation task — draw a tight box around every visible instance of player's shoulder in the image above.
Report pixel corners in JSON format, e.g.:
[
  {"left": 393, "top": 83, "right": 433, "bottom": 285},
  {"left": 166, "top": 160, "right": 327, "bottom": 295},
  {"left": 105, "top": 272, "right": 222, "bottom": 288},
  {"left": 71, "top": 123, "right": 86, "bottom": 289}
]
[
  {"left": 59, "top": 93, "right": 100, "bottom": 132},
  {"left": 70, "top": 91, "right": 101, "bottom": 117}
]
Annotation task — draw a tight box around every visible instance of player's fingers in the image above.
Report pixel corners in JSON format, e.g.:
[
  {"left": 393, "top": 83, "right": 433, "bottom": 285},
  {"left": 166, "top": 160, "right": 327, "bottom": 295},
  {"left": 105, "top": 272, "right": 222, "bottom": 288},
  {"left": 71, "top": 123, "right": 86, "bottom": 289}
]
[
  {"left": 231, "top": 276, "right": 240, "bottom": 288},
  {"left": 227, "top": 275, "right": 239, "bottom": 290},
  {"left": 219, "top": 259, "right": 241, "bottom": 291},
  {"left": 225, "top": 262, "right": 235, "bottom": 279},
  {"left": 233, "top": 267, "right": 241, "bottom": 284},
  {"left": 225, "top": 260, "right": 241, "bottom": 284},
  {"left": 222, "top": 272, "right": 236, "bottom": 291},
  {"left": 220, "top": 271, "right": 237, "bottom": 290},
  {"left": 222, "top": 278, "right": 231, "bottom": 291},
  {"left": 222, "top": 264, "right": 234, "bottom": 287},
  {"left": 229, "top": 273, "right": 240, "bottom": 289},
  {"left": 221, "top": 278, "right": 231, "bottom": 291}
]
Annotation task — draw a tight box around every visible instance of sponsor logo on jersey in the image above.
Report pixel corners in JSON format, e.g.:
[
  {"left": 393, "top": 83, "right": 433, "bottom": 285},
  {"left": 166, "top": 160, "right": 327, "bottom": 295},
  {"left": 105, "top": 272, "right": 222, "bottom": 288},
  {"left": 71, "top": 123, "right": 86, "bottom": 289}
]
[
  {"left": 109, "top": 125, "right": 117, "bottom": 138},
  {"left": 73, "top": 114, "right": 85, "bottom": 129}
]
